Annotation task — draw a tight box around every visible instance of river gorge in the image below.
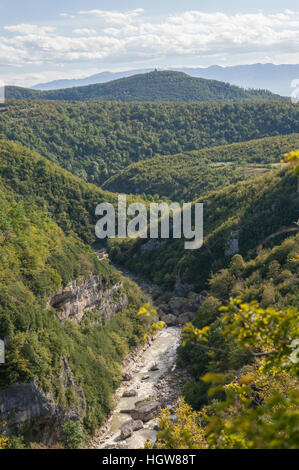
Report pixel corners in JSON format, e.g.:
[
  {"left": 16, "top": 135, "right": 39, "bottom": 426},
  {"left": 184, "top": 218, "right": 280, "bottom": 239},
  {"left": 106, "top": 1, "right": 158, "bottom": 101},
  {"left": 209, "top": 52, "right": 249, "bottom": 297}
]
[{"left": 90, "top": 326, "right": 183, "bottom": 449}]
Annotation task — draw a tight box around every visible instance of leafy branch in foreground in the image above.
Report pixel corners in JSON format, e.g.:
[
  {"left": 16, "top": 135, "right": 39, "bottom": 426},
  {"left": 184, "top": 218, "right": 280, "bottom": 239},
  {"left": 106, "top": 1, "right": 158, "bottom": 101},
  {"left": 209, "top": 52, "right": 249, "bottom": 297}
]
[
  {"left": 0, "top": 420, "right": 8, "bottom": 449},
  {"left": 150, "top": 299, "right": 299, "bottom": 449},
  {"left": 282, "top": 151, "right": 299, "bottom": 261},
  {"left": 137, "top": 303, "right": 164, "bottom": 339},
  {"left": 282, "top": 150, "right": 299, "bottom": 174}
]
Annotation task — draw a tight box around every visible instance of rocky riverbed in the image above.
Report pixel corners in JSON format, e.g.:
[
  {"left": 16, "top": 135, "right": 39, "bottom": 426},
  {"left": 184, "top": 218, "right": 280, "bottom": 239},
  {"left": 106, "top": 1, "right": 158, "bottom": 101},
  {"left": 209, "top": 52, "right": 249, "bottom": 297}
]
[{"left": 90, "top": 326, "right": 187, "bottom": 449}]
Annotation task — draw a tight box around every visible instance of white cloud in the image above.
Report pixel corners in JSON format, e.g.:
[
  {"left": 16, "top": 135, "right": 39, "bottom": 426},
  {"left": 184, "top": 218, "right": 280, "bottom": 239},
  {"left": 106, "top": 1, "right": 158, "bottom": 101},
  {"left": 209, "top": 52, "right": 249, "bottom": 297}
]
[
  {"left": 4, "top": 24, "right": 56, "bottom": 35},
  {"left": 60, "top": 13, "right": 75, "bottom": 19},
  {"left": 79, "top": 8, "right": 144, "bottom": 25},
  {"left": 1, "top": 10, "right": 299, "bottom": 69},
  {"left": 73, "top": 28, "right": 97, "bottom": 36}
]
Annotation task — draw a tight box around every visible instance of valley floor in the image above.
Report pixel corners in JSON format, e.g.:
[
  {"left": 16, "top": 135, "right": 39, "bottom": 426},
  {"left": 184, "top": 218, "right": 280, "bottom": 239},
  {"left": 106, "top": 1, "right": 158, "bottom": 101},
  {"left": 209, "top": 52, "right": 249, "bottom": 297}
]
[{"left": 90, "top": 326, "right": 182, "bottom": 449}]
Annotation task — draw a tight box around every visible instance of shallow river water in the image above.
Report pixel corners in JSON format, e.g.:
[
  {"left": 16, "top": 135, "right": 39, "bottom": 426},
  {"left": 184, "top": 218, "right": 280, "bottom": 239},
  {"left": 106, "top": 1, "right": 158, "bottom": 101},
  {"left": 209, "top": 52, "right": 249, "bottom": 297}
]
[{"left": 97, "top": 326, "right": 181, "bottom": 449}]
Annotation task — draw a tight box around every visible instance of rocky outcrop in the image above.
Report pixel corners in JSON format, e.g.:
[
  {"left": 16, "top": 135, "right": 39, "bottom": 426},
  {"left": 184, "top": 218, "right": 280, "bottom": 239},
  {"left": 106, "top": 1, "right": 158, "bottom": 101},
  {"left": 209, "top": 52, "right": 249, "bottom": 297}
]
[
  {"left": 160, "top": 313, "right": 178, "bottom": 326},
  {"left": 130, "top": 401, "right": 161, "bottom": 422},
  {"left": 0, "top": 357, "right": 85, "bottom": 445},
  {"left": 122, "top": 373, "right": 133, "bottom": 382},
  {"left": 158, "top": 291, "right": 204, "bottom": 325},
  {"left": 120, "top": 420, "right": 144, "bottom": 440},
  {"left": 50, "top": 276, "right": 128, "bottom": 323}
]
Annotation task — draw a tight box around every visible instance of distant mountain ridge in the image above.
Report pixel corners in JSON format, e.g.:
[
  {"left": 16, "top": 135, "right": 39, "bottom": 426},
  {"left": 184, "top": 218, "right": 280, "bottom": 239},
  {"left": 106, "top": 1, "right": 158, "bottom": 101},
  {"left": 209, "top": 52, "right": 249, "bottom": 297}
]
[
  {"left": 6, "top": 71, "right": 286, "bottom": 103},
  {"left": 31, "top": 69, "right": 154, "bottom": 90},
  {"left": 31, "top": 63, "right": 299, "bottom": 96}
]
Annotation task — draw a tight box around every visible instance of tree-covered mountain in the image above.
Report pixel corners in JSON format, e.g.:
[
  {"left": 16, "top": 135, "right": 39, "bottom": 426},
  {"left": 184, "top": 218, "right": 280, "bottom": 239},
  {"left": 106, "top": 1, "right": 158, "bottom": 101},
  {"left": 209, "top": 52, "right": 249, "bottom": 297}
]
[
  {"left": 1, "top": 100, "right": 298, "bottom": 186},
  {"left": 5, "top": 71, "right": 287, "bottom": 103},
  {"left": 0, "top": 136, "right": 298, "bottom": 449},
  {"left": 108, "top": 168, "right": 299, "bottom": 289},
  {"left": 0, "top": 137, "right": 148, "bottom": 246},
  {"left": 31, "top": 64, "right": 299, "bottom": 97},
  {"left": 32, "top": 69, "right": 154, "bottom": 90},
  {"left": 179, "top": 231, "right": 299, "bottom": 412},
  {"left": 0, "top": 139, "right": 152, "bottom": 444},
  {"left": 103, "top": 134, "right": 299, "bottom": 201}
]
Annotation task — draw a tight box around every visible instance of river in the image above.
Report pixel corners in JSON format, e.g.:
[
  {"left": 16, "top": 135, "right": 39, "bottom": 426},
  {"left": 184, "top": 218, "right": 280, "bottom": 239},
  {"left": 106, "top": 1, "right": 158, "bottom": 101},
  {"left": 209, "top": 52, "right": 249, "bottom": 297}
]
[{"left": 91, "top": 326, "right": 181, "bottom": 449}]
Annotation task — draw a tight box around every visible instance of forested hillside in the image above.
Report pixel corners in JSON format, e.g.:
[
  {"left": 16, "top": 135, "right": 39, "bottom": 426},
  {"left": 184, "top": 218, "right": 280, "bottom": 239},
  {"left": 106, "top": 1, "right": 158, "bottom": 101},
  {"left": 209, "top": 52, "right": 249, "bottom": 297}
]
[
  {"left": 5, "top": 71, "right": 286, "bottom": 103},
  {"left": 0, "top": 158, "right": 150, "bottom": 445},
  {"left": 108, "top": 169, "right": 299, "bottom": 288},
  {"left": 1, "top": 100, "right": 298, "bottom": 185},
  {"left": 153, "top": 230, "right": 299, "bottom": 449},
  {"left": 0, "top": 137, "right": 144, "bottom": 245},
  {"left": 0, "top": 79, "right": 298, "bottom": 450},
  {"left": 103, "top": 134, "right": 299, "bottom": 200},
  {"left": 179, "top": 232, "right": 299, "bottom": 411}
]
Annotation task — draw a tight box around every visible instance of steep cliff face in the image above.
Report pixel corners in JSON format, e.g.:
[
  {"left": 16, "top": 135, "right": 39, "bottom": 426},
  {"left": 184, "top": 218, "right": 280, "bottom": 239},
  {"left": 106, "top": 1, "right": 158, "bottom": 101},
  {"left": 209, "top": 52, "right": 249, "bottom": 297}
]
[
  {"left": 50, "top": 275, "right": 128, "bottom": 323},
  {"left": 1, "top": 277, "right": 129, "bottom": 444},
  {"left": 0, "top": 357, "right": 85, "bottom": 444}
]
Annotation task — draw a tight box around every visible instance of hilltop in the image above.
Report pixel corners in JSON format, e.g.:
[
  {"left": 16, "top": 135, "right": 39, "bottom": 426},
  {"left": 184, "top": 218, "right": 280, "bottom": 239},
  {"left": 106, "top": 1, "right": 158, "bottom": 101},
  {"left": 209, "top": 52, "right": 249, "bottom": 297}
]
[
  {"left": 5, "top": 71, "right": 286, "bottom": 103},
  {"left": 31, "top": 64, "right": 299, "bottom": 96}
]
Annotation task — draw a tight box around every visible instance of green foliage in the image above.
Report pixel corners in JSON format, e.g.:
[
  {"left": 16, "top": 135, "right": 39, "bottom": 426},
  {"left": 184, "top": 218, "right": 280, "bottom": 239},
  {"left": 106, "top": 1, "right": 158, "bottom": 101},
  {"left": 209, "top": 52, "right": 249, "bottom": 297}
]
[
  {"left": 1, "top": 100, "right": 298, "bottom": 185},
  {"left": 0, "top": 161, "right": 149, "bottom": 434},
  {"left": 137, "top": 303, "right": 164, "bottom": 339},
  {"left": 0, "top": 138, "right": 141, "bottom": 245},
  {"left": 109, "top": 169, "right": 299, "bottom": 289},
  {"left": 104, "top": 134, "right": 299, "bottom": 201},
  {"left": 146, "top": 398, "right": 207, "bottom": 449},
  {"left": 0, "top": 420, "right": 8, "bottom": 449},
  {"left": 155, "top": 298, "right": 299, "bottom": 449},
  {"left": 220, "top": 299, "right": 299, "bottom": 372},
  {"left": 62, "top": 420, "right": 85, "bottom": 449},
  {"left": 5, "top": 71, "right": 286, "bottom": 103}
]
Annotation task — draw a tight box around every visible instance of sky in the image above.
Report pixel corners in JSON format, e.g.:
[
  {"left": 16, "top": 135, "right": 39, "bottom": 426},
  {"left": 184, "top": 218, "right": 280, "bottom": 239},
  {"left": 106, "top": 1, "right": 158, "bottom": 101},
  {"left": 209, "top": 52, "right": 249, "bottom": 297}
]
[{"left": 1, "top": 0, "right": 299, "bottom": 86}]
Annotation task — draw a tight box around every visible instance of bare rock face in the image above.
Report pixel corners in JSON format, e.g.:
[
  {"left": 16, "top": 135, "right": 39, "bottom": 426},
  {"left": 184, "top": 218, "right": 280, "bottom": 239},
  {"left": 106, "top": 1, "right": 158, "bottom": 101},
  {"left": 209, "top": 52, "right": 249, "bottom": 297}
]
[
  {"left": 0, "top": 357, "right": 85, "bottom": 445},
  {"left": 120, "top": 423, "right": 134, "bottom": 440},
  {"left": 173, "top": 283, "right": 195, "bottom": 296},
  {"left": 50, "top": 276, "right": 128, "bottom": 323},
  {"left": 133, "top": 420, "right": 144, "bottom": 431},
  {"left": 130, "top": 401, "right": 161, "bottom": 422},
  {"left": 158, "top": 303, "right": 171, "bottom": 314}
]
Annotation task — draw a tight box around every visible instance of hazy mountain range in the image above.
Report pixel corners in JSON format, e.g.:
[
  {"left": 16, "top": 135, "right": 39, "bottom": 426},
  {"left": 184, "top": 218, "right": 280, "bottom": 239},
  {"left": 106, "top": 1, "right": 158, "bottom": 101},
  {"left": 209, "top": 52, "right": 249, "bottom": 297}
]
[{"left": 31, "top": 63, "right": 299, "bottom": 96}]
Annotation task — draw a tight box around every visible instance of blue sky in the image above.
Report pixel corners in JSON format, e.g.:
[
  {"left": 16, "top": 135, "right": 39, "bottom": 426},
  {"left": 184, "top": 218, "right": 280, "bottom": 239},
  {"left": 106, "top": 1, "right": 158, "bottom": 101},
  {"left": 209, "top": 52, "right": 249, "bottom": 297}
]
[{"left": 1, "top": 1, "right": 299, "bottom": 86}]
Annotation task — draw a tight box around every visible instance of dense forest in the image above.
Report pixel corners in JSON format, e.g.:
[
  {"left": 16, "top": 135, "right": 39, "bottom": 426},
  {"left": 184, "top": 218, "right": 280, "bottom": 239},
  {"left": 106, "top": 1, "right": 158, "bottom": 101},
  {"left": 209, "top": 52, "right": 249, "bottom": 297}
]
[
  {"left": 103, "top": 134, "right": 299, "bottom": 200},
  {"left": 179, "top": 232, "right": 299, "bottom": 412},
  {"left": 0, "top": 137, "right": 146, "bottom": 245},
  {"left": 108, "top": 169, "right": 299, "bottom": 288},
  {"left": 1, "top": 100, "right": 298, "bottom": 186},
  {"left": 0, "top": 138, "right": 151, "bottom": 446},
  {"left": 5, "top": 71, "right": 287, "bottom": 103},
  {"left": 0, "top": 82, "right": 298, "bottom": 450},
  {"left": 152, "top": 233, "right": 299, "bottom": 449}
]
